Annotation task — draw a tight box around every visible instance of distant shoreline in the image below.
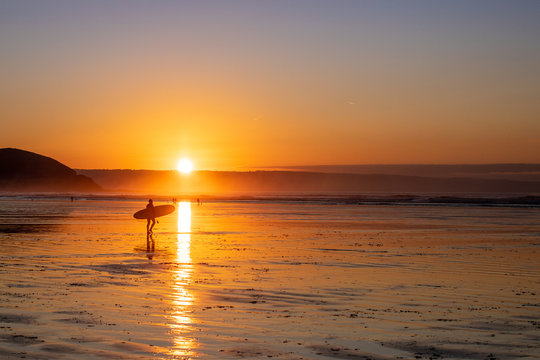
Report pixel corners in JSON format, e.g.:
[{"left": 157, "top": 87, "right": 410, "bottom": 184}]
[
  {"left": 1, "top": 193, "right": 539, "bottom": 207},
  {"left": 76, "top": 169, "right": 540, "bottom": 196}
]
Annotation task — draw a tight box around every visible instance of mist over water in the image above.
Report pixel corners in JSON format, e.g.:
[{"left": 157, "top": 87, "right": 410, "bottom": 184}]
[{"left": 0, "top": 198, "right": 538, "bottom": 359}]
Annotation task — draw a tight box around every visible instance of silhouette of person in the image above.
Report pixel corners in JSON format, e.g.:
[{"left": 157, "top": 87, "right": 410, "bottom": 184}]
[{"left": 146, "top": 199, "right": 156, "bottom": 234}]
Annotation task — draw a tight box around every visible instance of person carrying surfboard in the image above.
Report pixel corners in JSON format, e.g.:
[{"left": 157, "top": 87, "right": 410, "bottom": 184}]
[
  {"left": 133, "top": 201, "right": 174, "bottom": 233},
  {"left": 146, "top": 199, "right": 156, "bottom": 234}
]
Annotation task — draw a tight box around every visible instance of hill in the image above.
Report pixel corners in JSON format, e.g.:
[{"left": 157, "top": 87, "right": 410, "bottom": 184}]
[
  {"left": 276, "top": 164, "right": 540, "bottom": 182},
  {"left": 78, "top": 169, "right": 540, "bottom": 195},
  {"left": 0, "top": 148, "right": 102, "bottom": 192}
]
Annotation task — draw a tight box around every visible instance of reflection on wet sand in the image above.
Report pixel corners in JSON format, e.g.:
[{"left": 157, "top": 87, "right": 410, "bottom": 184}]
[
  {"left": 0, "top": 200, "right": 75, "bottom": 234},
  {"left": 1, "top": 199, "right": 538, "bottom": 359},
  {"left": 169, "top": 202, "right": 196, "bottom": 357},
  {"left": 146, "top": 232, "right": 155, "bottom": 259}
]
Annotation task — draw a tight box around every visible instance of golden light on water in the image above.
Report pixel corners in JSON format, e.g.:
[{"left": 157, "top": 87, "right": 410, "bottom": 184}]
[
  {"left": 170, "top": 201, "right": 195, "bottom": 357},
  {"left": 176, "top": 202, "right": 192, "bottom": 264}
]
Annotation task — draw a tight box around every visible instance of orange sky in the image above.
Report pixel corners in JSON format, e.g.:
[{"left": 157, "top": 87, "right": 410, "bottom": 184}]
[{"left": 1, "top": 1, "right": 539, "bottom": 170}]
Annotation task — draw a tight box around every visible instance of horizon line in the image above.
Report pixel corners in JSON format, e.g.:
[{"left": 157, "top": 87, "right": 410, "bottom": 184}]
[{"left": 74, "top": 163, "right": 540, "bottom": 172}]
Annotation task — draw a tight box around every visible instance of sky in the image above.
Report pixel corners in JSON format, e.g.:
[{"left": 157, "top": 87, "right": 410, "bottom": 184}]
[{"left": 1, "top": 0, "right": 539, "bottom": 170}]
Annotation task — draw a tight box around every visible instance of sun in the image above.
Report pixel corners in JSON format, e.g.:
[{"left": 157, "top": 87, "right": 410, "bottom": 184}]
[{"left": 176, "top": 158, "right": 194, "bottom": 174}]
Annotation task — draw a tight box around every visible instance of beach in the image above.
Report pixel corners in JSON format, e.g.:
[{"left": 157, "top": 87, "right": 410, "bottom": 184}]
[{"left": 0, "top": 198, "right": 538, "bottom": 359}]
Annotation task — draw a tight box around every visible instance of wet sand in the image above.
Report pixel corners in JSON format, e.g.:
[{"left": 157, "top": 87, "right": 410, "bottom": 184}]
[{"left": 0, "top": 198, "right": 538, "bottom": 359}]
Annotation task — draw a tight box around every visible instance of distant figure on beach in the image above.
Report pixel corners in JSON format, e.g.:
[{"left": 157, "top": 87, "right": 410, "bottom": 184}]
[
  {"left": 197, "top": 198, "right": 201, "bottom": 206},
  {"left": 146, "top": 199, "right": 156, "bottom": 234}
]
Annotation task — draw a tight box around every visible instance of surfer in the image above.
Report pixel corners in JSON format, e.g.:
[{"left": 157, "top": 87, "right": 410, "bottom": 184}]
[{"left": 146, "top": 199, "right": 156, "bottom": 234}]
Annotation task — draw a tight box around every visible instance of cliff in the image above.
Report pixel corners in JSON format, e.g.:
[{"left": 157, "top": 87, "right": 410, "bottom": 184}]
[{"left": 0, "top": 148, "right": 102, "bottom": 192}]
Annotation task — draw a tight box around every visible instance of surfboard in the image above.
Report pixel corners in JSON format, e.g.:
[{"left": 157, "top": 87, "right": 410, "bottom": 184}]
[{"left": 133, "top": 205, "right": 175, "bottom": 219}]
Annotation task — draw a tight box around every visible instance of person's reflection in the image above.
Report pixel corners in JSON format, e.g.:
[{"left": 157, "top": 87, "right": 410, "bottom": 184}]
[{"left": 146, "top": 232, "right": 155, "bottom": 259}]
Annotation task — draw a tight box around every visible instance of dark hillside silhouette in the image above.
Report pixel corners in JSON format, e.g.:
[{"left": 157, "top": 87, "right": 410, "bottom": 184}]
[{"left": 0, "top": 148, "right": 101, "bottom": 192}]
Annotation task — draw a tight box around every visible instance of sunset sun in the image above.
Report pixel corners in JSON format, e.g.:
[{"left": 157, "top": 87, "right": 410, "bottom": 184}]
[{"left": 176, "top": 158, "right": 194, "bottom": 174}]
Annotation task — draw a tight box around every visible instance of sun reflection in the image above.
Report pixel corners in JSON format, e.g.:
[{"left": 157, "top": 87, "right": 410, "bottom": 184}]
[
  {"left": 177, "top": 202, "right": 192, "bottom": 264},
  {"left": 169, "top": 201, "right": 196, "bottom": 358}
]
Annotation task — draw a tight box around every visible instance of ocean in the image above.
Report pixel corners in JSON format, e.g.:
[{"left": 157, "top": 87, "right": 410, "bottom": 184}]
[{"left": 0, "top": 197, "right": 538, "bottom": 359}]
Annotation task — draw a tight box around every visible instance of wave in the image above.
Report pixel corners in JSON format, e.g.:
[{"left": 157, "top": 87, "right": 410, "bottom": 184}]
[{"left": 1, "top": 193, "right": 540, "bottom": 207}]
